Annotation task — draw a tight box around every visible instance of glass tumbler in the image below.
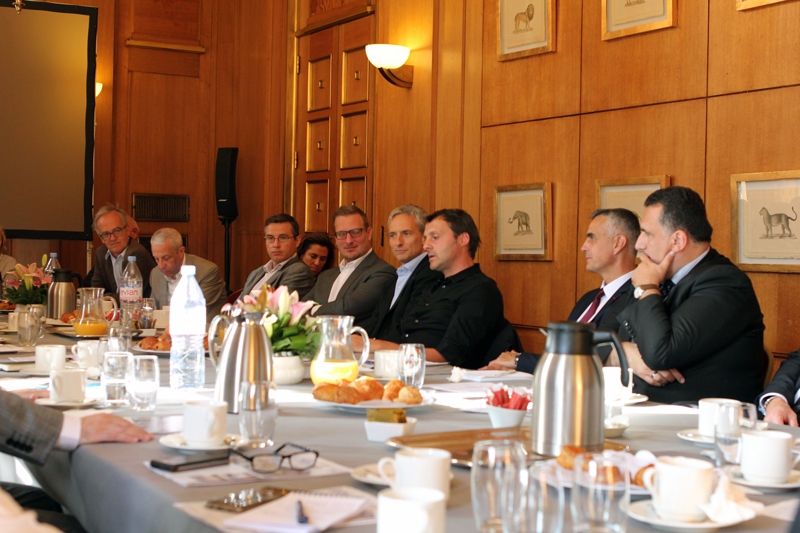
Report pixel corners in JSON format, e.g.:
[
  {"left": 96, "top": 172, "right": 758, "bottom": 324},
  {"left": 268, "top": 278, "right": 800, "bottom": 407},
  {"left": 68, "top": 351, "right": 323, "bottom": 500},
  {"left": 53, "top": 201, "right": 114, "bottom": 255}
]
[
  {"left": 106, "top": 327, "right": 133, "bottom": 352},
  {"left": 126, "top": 355, "right": 159, "bottom": 411},
  {"left": 571, "top": 452, "right": 630, "bottom": 533},
  {"left": 238, "top": 380, "right": 278, "bottom": 449},
  {"left": 17, "top": 310, "right": 41, "bottom": 347},
  {"left": 503, "top": 461, "right": 564, "bottom": 533},
  {"left": 714, "top": 402, "right": 756, "bottom": 467},
  {"left": 398, "top": 343, "right": 426, "bottom": 389},
  {"left": 102, "top": 351, "right": 132, "bottom": 406},
  {"left": 141, "top": 298, "right": 156, "bottom": 329},
  {"left": 472, "top": 439, "right": 528, "bottom": 533}
]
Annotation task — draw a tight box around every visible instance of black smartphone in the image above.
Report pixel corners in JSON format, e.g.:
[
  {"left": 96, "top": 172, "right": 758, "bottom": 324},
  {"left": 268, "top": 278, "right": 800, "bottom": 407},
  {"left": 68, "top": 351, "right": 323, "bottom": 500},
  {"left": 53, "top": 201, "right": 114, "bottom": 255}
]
[{"left": 150, "top": 451, "right": 230, "bottom": 472}]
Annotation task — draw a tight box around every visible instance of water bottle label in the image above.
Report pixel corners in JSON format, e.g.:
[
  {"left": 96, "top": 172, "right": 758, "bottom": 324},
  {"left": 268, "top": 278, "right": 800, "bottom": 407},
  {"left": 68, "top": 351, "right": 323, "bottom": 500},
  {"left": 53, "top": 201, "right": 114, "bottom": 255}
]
[{"left": 120, "top": 287, "right": 142, "bottom": 301}]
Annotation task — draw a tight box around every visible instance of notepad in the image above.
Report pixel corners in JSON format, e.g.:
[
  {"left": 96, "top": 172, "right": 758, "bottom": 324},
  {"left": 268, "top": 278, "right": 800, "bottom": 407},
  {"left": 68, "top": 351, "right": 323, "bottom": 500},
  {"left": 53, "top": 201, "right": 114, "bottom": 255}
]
[{"left": 224, "top": 492, "right": 367, "bottom": 533}]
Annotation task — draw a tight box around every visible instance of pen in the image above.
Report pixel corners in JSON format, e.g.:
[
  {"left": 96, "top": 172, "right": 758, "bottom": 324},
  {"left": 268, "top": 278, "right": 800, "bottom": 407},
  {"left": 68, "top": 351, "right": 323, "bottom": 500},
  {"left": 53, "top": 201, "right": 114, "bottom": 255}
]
[{"left": 296, "top": 500, "right": 308, "bottom": 524}]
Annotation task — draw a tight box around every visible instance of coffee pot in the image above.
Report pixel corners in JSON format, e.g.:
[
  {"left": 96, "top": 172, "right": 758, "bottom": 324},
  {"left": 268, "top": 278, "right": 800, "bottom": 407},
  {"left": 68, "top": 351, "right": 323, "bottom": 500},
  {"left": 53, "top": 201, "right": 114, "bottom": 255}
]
[
  {"left": 47, "top": 269, "right": 80, "bottom": 319},
  {"left": 208, "top": 311, "right": 273, "bottom": 414},
  {"left": 530, "top": 321, "right": 629, "bottom": 456}
]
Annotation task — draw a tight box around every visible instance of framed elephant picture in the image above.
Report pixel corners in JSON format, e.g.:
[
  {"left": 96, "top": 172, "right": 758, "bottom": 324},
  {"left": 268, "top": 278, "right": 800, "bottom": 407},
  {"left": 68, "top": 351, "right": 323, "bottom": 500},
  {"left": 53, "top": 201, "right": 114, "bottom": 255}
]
[
  {"left": 495, "top": 182, "right": 552, "bottom": 261},
  {"left": 731, "top": 170, "right": 800, "bottom": 273}
]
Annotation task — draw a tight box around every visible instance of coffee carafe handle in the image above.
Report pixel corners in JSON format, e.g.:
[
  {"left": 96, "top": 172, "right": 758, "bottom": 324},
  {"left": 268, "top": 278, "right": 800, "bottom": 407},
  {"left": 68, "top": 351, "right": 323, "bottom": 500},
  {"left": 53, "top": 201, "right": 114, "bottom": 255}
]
[
  {"left": 593, "top": 330, "right": 629, "bottom": 387},
  {"left": 207, "top": 314, "right": 231, "bottom": 368}
]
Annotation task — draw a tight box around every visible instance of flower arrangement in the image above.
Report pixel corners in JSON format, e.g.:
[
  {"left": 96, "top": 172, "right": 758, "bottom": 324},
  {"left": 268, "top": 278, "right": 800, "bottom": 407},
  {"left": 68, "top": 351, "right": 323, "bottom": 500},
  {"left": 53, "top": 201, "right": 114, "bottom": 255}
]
[
  {"left": 222, "top": 285, "right": 319, "bottom": 358},
  {"left": 3, "top": 263, "right": 50, "bottom": 305}
]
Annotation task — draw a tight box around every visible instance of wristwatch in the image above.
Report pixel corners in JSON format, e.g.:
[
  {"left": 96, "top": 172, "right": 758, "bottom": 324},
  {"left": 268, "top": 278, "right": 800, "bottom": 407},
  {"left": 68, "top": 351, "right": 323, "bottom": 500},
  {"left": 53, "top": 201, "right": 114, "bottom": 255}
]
[
  {"left": 514, "top": 353, "right": 521, "bottom": 368},
  {"left": 633, "top": 284, "right": 659, "bottom": 299}
]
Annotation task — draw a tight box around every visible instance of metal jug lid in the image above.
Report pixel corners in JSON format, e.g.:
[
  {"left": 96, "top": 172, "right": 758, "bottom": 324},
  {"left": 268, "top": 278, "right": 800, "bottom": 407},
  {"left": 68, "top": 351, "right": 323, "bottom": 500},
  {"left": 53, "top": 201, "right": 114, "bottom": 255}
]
[
  {"left": 544, "top": 321, "right": 596, "bottom": 355},
  {"left": 52, "top": 269, "right": 74, "bottom": 282}
]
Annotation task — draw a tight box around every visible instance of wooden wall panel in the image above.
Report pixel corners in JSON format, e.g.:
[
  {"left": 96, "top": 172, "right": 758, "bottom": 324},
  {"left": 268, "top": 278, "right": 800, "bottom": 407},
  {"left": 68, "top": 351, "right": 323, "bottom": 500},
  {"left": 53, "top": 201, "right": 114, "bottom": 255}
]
[
  {"left": 481, "top": 0, "right": 581, "bottom": 126},
  {"left": 576, "top": 100, "right": 707, "bottom": 297},
  {"left": 580, "top": 0, "right": 708, "bottom": 113},
  {"left": 709, "top": 0, "right": 800, "bottom": 96},
  {"left": 373, "top": 0, "right": 434, "bottom": 265},
  {"left": 480, "top": 117, "right": 581, "bottom": 336},
  {"left": 131, "top": 0, "right": 201, "bottom": 45},
  {"left": 706, "top": 86, "right": 800, "bottom": 356}
]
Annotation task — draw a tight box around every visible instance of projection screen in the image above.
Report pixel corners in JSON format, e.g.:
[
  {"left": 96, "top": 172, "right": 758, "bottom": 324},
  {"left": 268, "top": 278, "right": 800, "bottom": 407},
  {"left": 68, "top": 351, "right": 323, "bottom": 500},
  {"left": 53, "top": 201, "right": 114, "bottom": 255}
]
[{"left": 0, "top": 2, "right": 97, "bottom": 240}]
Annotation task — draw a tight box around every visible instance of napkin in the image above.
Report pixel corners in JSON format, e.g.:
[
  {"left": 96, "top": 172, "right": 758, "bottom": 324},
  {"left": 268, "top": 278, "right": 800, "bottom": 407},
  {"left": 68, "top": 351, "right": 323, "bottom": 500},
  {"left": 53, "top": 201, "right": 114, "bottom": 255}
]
[{"left": 698, "top": 472, "right": 764, "bottom": 523}]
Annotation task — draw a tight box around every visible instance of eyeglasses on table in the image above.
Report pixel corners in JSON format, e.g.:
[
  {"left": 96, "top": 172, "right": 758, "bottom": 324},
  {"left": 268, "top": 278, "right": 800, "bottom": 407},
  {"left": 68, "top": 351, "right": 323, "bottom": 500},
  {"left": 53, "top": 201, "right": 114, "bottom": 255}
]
[{"left": 233, "top": 442, "right": 318, "bottom": 474}]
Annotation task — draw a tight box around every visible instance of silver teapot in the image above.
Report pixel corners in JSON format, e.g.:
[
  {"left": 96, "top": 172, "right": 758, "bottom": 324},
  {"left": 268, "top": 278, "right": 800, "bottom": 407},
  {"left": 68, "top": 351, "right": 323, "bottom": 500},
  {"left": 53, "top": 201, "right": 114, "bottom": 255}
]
[
  {"left": 208, "top": 311, "right": 273, "bottom": 414},
  {"left": 47, "top": 269, "right": 80, "bottom": 319},
  {"left": 530, "top": 321, "right": 629, "bottom": 456}
]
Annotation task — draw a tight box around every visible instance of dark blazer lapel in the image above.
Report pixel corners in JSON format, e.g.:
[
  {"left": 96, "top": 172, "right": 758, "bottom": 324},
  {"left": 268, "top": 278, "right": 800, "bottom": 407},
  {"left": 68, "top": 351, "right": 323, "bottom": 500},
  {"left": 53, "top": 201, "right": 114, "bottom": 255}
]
[
  {"left": 593, "top": 279, "right": 632, "bottom": 325},
  {"left": 337, "top": 251, "right": 377, "bottom": 296},
  {"left": 663, "top": 249, "right": 718, "bottom": 306},
  {"left": 567, "top": 288, "right": 601, "bottom": 321}
]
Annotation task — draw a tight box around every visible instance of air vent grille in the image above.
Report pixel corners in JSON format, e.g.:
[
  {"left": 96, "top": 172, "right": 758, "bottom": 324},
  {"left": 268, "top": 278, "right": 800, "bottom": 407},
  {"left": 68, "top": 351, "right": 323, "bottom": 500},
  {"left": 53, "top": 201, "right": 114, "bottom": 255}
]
[{"left": 131, "top": 194, "right": 190, "bottom": 222}]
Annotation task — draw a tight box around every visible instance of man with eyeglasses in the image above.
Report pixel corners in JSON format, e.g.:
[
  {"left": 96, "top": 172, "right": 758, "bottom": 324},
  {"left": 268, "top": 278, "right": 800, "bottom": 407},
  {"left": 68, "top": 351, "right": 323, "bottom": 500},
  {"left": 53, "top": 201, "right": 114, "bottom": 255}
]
[
  {"left": 90, "top": 206, "right": 156, "bottom": 302},
  {"left": 304, "top": 205, "right": 396, "bottom": 327},
  {"left": 241, "top": 214, "right": 314, "bottom": 298}
]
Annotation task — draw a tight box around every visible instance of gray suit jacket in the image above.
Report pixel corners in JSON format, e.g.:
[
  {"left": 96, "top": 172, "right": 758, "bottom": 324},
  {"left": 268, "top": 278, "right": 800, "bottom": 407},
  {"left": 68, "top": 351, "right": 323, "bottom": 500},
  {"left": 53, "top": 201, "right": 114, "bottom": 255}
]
[
  {"left": 91, "top": 241, "right": 157, "bottom": 302},
  {"left": 303, "top": 251, "right": 397, "bottom": 327},
  {"left": 241, "top": 255, "right": 314, "bottom": 297},
  {"left": 149, "top": 254, "right": 228, "bottom": 318},
  {"left": 0, "top": 390, "right": 62, "bottom": 465}
]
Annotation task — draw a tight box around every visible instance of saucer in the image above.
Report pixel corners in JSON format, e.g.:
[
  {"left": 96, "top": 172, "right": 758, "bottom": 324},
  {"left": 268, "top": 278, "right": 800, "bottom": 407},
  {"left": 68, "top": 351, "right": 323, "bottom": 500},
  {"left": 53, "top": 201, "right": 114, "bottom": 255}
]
[
  {"left": 350, "top": 462, "right": 454, "bottom": 487},
  {"left": 35, "top": 398, "right": 98, "bottom": 410},
  {"left": 627, "top": 500, "right": 749, "bottom": 532},
  {"left": 16, "top": 363, "right": 79, "bottom": 377},
  {"left": 725, "top": 465, "right": 800, "bottom": 491},
  {"left": 677, "top": 429, "right": 715, "bottom": 447},
  {"left": 159, "top": 433, "right": 242, "bottom": 452}
]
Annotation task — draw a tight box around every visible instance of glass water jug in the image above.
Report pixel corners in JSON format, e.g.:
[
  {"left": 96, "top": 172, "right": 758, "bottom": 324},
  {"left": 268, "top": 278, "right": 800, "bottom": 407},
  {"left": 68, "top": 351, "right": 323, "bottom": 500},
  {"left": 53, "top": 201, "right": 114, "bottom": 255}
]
[{"left": 309, "top": 315, "right": 370, "bottom": 385}]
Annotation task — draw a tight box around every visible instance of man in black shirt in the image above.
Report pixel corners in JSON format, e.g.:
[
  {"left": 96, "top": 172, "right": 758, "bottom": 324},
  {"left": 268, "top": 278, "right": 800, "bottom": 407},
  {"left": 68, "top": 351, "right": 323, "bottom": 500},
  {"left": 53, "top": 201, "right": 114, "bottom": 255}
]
[{"left": 399, "top": 209, "right": 514, "bottom": 369}]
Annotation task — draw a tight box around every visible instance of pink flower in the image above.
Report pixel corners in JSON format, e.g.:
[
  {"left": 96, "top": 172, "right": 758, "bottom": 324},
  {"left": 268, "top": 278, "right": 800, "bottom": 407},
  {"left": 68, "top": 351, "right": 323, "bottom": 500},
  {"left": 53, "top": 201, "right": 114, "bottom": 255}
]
[{"left": 289, "top": 301, "right": 315, "bottom": 326}]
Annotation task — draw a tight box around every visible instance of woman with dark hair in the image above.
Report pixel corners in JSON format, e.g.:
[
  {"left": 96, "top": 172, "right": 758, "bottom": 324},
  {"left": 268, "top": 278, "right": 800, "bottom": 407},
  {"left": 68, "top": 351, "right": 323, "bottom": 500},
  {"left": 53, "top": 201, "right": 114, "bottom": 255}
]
[
  {"left": 298, "top": 232, "right": 335, "bottom": 281},
  {"left": 0, "top": 227, "right": 16, "bottom": 276}
]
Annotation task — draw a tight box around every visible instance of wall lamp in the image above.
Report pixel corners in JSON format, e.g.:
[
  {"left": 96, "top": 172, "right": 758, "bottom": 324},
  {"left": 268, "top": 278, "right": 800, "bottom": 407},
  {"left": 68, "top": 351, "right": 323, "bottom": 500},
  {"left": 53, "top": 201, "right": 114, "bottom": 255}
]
[
  {"left": 95, "top": 82, "right": 103, "bottom": 97},
  {"left": 365, "top": 44, "right": 413, "bottom": 89}
]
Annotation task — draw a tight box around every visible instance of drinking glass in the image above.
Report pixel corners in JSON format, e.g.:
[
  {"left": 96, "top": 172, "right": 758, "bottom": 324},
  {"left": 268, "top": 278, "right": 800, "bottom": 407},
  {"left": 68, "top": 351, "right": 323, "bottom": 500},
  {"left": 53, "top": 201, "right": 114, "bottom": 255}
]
[
  {"left": 126, "top": 355, "right": 159, "bottom": 411},
  {"left": 503, "top": 461, "right": 564, "bottom": 533},
  {"left": 714, "top": 402, "right": 757, "bottom": 467},
  {"left": 107, "top": 327, "right": 132, "bottom": 352},
  {"left": 28, "top": 304, "right": 47, "bottom": 338},
  {"left": 238, "top": 381, "right": 278, "bottom": 449},
  {"left": 472, "top": 439, "right": 527, "bottom": 533},
  {"left": 141, "top": 298, "right": 156, "bottom": 329},
  {"left": 102, "top": 351, "right": 131, "bottom": 406},
  {"left": 571, "top": 452, "right": 629, "bottom": 533},
  {"left": 398, "top": 343, "right": 426, "bottom": 388},
  {"left": 17, "top": 310, "right": 41, "bottom": 347}
]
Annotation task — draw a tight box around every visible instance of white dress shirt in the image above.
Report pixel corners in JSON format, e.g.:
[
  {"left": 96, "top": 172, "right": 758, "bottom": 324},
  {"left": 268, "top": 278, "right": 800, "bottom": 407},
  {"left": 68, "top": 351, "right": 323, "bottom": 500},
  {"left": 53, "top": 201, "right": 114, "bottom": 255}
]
[
  {"left": 251, "top": 254, "right": 298, "bottom": 294},
  {"left": 577, "top": 271, "right": 634, "bottom": 322},
  {"left": 328, "top": 250, "right": 373, "bottom": 302}
]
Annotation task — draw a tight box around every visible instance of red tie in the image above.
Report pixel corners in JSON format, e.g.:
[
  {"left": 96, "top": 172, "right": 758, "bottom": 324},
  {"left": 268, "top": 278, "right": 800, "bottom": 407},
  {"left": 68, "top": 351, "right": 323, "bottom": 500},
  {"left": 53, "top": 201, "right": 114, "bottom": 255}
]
[{"left": 579, "top": 288, "right": 605, "bottom": 323}]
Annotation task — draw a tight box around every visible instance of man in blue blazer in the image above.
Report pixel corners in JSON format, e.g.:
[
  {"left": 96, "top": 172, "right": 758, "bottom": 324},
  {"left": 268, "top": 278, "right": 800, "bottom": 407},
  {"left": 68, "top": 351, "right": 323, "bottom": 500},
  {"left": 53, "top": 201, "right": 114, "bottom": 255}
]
[
  {"left": 484, "top": 208, "right": 640, "bottom": 372},
  {"left": 304, "top": 206, "right": 396, "bottom": 328}
]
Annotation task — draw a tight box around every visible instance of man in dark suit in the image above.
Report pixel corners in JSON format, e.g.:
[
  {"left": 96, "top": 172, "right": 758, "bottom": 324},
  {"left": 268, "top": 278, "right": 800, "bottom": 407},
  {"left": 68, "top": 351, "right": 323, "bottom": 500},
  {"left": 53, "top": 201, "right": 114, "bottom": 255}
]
[
  {"left": 304, "top": 205, "right": 396, "bottom": 327},
  {"left": 0, "top": 389, "right": 151, "bottom": 532},
  {"left": 149, "top": 227, "right": 227, "bottom": 318},
  {"left": 759, "top": 348, "right": 800, "bottom": 426},
  {"left": 483, "top": 208, "right": 640, "bottom": 372},
  {"left": 617, "top": 186, "right": 766, "bottom": 404},
  {"left": 90, "top": 206, "right": 156, "bottom": 302},
  {"left": 360, "top": 204, "right": 441, "bottom": 344},
  {"left": 241, "top": 214, "right": 315, "bottom": 298}
]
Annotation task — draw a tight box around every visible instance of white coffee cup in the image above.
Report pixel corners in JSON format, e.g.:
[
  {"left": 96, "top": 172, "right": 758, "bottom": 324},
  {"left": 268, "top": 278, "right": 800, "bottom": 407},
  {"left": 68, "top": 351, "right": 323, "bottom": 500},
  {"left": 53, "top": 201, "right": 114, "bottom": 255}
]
[
  {"left": 153, "top": 308, "right": 169, "bottom": 328},
  {"left": 50, "top": 368, "right": 86, "bottom": 403},
  {"left": 374, "top": 350, "right": 401, "bottom": 380},
  {"left": 377, "top": 448, "right": 452, "bottom": 500},
  {"left": 603, "top": 367, "right": 633, "bottom": 402},
  {"left": 35, "top": 345, "right": 67, "bottom": 372},
  {"left": 643, "top": 456, "right": 714, "bottom": 522},
  {"left": 72, "top": 340, "right": 100, "bottom": 369},
  {"left": 377, "top": 488, "right": 446, "bottom": 533},
  {"left": 741, "top": 430, "right": 800, "bottom": 484},
  {"left": 698, "top": 398, "right": 741, "bottom": 437},
  {"left": 183, "top": 401, "right": 228, "bottom": 446}
]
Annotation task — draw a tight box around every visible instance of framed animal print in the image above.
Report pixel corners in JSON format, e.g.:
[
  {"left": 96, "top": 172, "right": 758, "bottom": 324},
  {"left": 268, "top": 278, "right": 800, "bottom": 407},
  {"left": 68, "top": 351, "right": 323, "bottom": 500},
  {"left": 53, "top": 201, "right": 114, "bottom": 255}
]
[
  {"left": 596, "top": 175, "right": 670, "bottom": 220},
  {"left": 731, "top": 170, "right": 800, "bottom": 273},
  {"left": 601, "top": 0, "right": 675, "bottom": 41},
  {"left": 495, "top": 182, "right": 553, "bottom": 261},
  {"left": 497, "top": 0, "right": 556, "bottom": 61}
]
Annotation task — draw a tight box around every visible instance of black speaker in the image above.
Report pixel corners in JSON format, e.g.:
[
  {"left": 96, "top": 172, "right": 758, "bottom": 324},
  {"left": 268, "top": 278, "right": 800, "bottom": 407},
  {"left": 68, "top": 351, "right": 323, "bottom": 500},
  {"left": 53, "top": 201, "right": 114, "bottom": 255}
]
[{"left": 215, "top": 147, "right": 239, "bottom": 219}]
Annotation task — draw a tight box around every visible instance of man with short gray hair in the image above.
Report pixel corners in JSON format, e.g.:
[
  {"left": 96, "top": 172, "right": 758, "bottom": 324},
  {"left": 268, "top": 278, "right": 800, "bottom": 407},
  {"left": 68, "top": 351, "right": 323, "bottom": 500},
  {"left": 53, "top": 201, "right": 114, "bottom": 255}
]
[
  {"left": 90, "top": 205, "right": 156, "bottom": 301},
  {"left": 150, "top": 228, "right": 227, "bottom": 318}
]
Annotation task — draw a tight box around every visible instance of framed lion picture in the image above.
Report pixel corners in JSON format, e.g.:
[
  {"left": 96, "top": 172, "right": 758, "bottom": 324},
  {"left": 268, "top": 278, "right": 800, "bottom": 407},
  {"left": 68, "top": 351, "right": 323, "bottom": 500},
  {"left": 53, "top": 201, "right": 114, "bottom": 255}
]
[{"left": 497, "top": 0, "right": 556, "bottom": 61}]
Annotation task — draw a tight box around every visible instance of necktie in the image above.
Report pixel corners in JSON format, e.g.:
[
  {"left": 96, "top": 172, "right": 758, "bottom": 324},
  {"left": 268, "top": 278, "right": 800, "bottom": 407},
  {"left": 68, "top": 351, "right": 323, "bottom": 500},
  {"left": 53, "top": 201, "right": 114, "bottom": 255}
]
[
  {"left": 579, "top": 288, "right": 605, "bottom": 323},
  {"left": 659, "top": 279, "right": 675, "bottom": 298}
]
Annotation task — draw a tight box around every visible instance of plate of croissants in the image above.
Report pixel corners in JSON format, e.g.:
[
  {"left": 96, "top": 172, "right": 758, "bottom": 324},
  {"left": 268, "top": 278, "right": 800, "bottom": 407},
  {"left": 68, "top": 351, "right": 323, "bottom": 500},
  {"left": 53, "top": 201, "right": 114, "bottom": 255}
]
[
  {"left": 311, "top": 376, "right": 434, "bottom": 412},
  {"left": 134, "top": 333, "right": 210, "bottom": 355}
]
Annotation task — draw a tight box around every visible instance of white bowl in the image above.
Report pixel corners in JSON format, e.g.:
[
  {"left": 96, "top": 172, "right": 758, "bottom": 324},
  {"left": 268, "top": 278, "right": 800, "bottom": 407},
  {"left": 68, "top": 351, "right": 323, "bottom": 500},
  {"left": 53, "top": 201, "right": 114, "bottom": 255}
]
[
  {"left": 604, "top": 415, "right": 630, "bottom": 438},
  {"left": 364, "top": 417, "right": 417, "bottom": 442},
  {"left": 487, "top": 406, "right": 526, "bottom": 428}
]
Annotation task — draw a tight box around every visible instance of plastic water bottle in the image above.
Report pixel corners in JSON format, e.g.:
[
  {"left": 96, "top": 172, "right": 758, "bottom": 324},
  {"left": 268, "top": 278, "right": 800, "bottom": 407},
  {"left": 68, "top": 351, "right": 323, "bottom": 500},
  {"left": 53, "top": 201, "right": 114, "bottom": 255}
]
[
  {"left": 120, "top": 257, "right": 143, "bottom": 330},
  {"left": 43, "top": 253, "right": 60, "bottom": 278},
  {"left": 169, "top": 265, "right": 206, "bottom": 389}
]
